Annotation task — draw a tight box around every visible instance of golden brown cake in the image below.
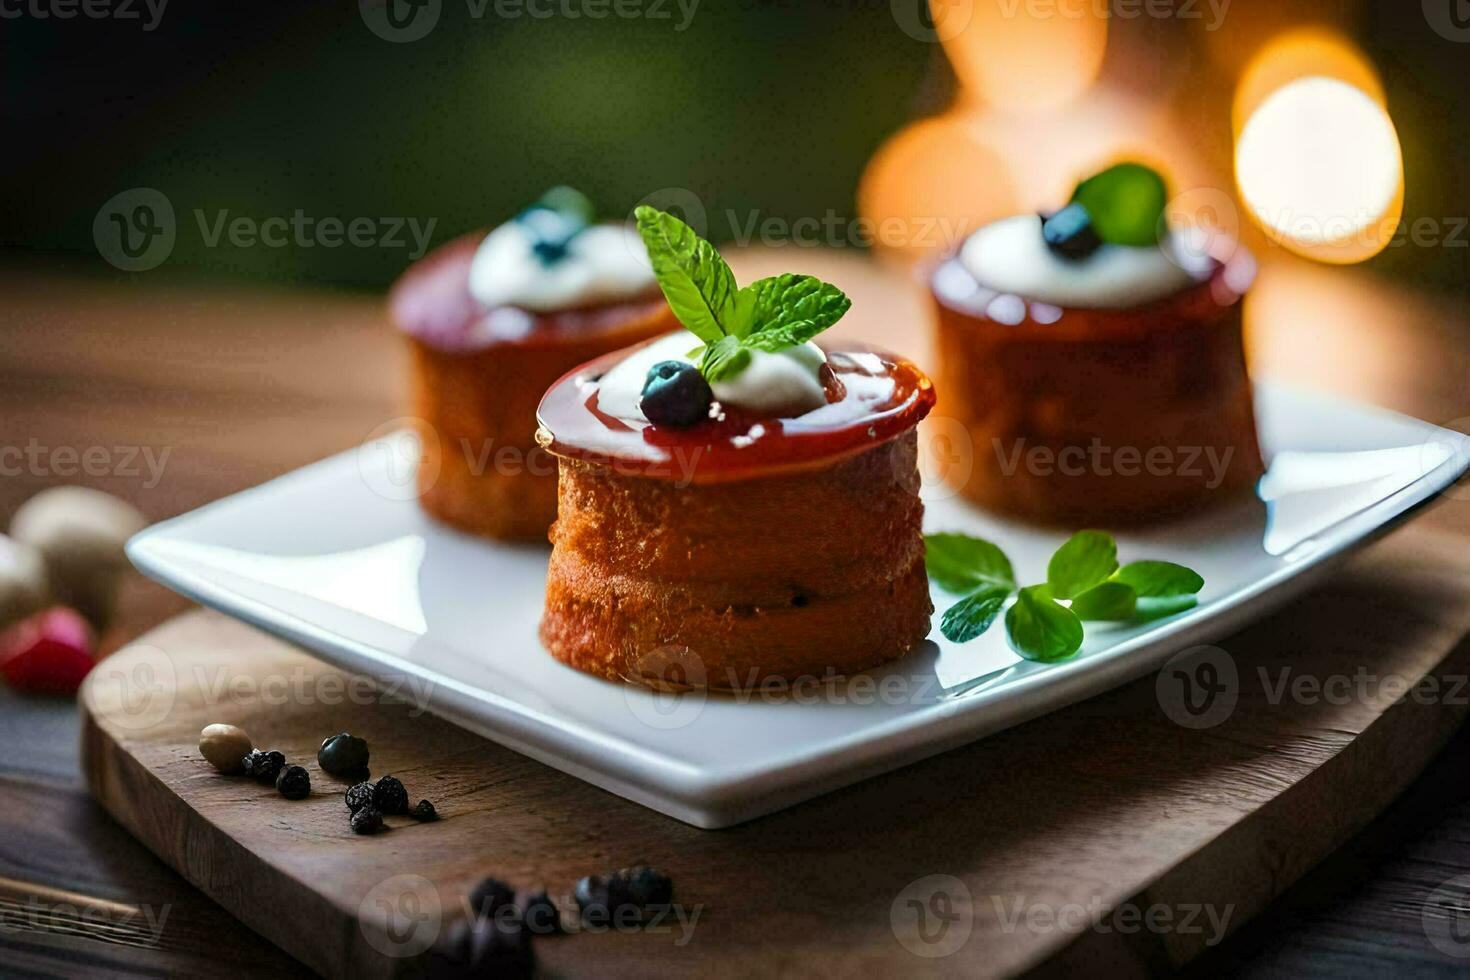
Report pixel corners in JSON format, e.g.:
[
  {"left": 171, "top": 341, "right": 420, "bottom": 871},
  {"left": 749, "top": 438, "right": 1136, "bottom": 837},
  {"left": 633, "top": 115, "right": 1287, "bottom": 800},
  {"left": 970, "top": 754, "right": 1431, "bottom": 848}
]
[
  {"left": 390, "top": 201, "right": 677, "bottom": 542},
  {"left": 536, "top": 341, "right": 936, "bottom": 687},
  {"left": 928, "top": 166, "right": 1263, "bottom": 525}
]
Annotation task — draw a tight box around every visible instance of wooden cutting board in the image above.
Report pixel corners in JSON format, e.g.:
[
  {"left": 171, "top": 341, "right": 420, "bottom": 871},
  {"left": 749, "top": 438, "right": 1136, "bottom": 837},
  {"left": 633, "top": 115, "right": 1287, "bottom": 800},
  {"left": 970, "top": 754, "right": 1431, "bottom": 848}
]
[{"left": 80, "top": 522, "right": 1470, "bottom": 978}]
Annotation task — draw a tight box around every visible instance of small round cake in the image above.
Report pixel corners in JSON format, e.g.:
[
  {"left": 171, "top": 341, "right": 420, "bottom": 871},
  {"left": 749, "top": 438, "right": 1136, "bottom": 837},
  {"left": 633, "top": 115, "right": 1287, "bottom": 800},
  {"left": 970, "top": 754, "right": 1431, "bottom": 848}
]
[
  {"left": 536, "top": 207, "right": 935, "bottom": 687},
  {"left": 390, "top": 189, "right": 678, "bottom": 542},
  {"left": 929, "top": 163, "right": 1263, "bottom": 525}
]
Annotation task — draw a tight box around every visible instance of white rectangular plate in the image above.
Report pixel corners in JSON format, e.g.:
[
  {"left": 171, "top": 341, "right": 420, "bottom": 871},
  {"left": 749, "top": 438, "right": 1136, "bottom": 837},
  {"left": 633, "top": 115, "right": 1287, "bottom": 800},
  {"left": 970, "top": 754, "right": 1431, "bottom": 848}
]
[{"left": 128, "top": 383, "right": 1470, "bottom": 827}]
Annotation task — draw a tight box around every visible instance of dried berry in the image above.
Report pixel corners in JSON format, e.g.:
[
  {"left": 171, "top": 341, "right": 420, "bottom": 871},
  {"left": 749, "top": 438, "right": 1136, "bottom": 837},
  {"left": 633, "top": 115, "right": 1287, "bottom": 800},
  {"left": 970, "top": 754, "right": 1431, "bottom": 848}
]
[
  {"left": 199, "top": 724, "right": 252, "bottom": 774},
  {"left": 573, "top": 875, "right": 612, "bottom": 927},
  {"left": 424, "top": 916, "right": 532, "bottom": 979},
  {"left": 350, "top": 806, "right": 384, "bottom": 835},
  {"left": 317, "top": 732, "right": 370, "bottom": 777},
  {"left": 411, "top": 800, "right": 439, "bottom": 822},
  {"left": 276, "top": 765, "right": 311, "bottom": 800},
  {"left": 614, "top": 865, "right": 673, "bottom": 907},
  {"left": 243, "top": 749, "right": 286, "bottom": 785},
  {"left": 469, "top": 878, "right": 516, "bottom": 921},
  {"left": 518, "top": 890, "right": 561, "bottom": 936},
  {"left": 372, "top": 774, "right": 409, "bottom": 815},
  {"left": 345, "top": 781, "right": 375, "bottom": 812},
  {"left": 576, "top": 866, "right": 673, "bottom": 926}
]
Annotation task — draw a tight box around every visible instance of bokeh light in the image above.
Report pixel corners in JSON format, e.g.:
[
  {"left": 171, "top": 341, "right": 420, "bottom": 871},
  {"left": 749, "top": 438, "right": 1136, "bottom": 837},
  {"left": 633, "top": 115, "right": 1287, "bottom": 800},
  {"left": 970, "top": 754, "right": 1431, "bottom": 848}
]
[
  {"left": 937, "top": 0, "right": 1107, "bottom": 112},
  {"left": 1235, "top": 75, "right": 1403, "bottom": 263}
]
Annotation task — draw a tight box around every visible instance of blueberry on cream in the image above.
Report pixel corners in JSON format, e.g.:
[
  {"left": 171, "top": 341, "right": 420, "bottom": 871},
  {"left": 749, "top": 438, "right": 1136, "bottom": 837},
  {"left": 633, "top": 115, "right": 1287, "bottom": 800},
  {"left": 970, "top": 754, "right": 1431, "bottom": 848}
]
[
  {"left": 928, "top": 161, "right": 1263, "bottom": 525},
  {"left": 467, "top": 187, "right": 656, "bottom": 313},
  {"left": 535, "top": 207, "right": 937, "bottom": 686},
  {"left": 593, "top": 206, "right": 851, "bottom": 427}
]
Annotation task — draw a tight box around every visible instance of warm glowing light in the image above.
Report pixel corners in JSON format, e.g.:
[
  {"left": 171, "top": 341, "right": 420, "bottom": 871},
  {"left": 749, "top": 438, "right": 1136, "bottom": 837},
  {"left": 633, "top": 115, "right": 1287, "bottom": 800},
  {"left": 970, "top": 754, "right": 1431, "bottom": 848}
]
[
  {"left": 1235, "top": 76, "right": 1403, "bottom": 264},
  {"left": 1233, "top": 28, "right": 1384, "bottom": 136},
  {"left": 857, "top": 113, "right": 1018, "bottom": 267},
  {"left": 937, "top": 0, "right": 1107, "bottom": 111}
]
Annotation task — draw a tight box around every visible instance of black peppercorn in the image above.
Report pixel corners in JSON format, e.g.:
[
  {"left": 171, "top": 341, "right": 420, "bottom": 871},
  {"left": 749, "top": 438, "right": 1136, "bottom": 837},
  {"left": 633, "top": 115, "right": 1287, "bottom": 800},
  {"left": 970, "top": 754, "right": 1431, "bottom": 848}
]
[
  {"left": 410, "top": 799, "right": 439, "bottom": 822},
  {"left": 345, "top": 781, "right": 374, "bottom": 812},
  {"left": 576, "top": 865, "right": 673, "bottom": 926},
  {"left": 423, "top": 915, "right": 532, "bottom": 979},
  {"left": 469, "top": 878, "right": 516, "bottom": 921},
  {"left": 372, "top": 774, "right": 409, "bottom": 815},
  {"left": 276, "top": 765, "right": 311, "bottom": 800},
  {"left": 243, "top": 749, "right": 285, "bottom": 785},
  {"left": 317, "top": 732, "right": 370, "bottom": 777},
  {"left": 518, "top": 890, "right": 561, "bottom": 936},
  {"left": 350, "top": 806, "right": 384, "bottom": 835}
]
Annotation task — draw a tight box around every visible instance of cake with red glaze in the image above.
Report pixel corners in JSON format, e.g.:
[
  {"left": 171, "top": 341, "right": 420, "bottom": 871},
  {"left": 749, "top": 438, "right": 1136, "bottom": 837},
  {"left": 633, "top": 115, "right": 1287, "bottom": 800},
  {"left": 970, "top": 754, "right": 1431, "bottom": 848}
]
[
  {"left": 928, "top": 163, "right": 1263, "bottom": 525},
  {"left": 537, "top": 207, "right": 935, "bottom": 687},
  {"left": 390, "top": 188, "right": 678, "bottom": 542}
]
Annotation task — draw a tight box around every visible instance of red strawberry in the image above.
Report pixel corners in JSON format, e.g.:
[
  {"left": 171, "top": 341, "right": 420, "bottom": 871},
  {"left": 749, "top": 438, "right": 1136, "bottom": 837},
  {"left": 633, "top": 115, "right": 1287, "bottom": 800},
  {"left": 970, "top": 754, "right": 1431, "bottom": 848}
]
[{"left": 0, "top": 607, "right": 97, "bottom": 695}]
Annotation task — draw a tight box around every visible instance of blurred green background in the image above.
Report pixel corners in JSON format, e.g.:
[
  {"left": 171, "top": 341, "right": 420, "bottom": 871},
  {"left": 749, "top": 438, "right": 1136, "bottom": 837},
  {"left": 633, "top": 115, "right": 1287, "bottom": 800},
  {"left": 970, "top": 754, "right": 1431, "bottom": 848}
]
[{"left": 3, "top": 2, "right": 1465, "bottom": 293}]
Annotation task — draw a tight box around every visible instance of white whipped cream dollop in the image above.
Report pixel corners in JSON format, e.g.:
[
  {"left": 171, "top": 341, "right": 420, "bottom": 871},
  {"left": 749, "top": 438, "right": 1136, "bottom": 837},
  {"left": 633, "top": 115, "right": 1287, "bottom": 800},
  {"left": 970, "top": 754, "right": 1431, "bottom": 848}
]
[
  {"left": 468, "top": 222, "right": 656, "bottom": 312},
  {"left": 594, "top": 331, "right": 829, "bottom": 422},
  {"left": 959, "top": 214, "right": 1214, "bottom": 309}
]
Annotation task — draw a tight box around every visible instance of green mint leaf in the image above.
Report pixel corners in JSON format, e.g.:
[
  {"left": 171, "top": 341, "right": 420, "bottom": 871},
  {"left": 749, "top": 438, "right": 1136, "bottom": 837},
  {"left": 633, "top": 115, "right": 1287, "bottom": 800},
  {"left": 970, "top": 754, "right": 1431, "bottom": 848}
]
[
  {"left": 735, "top": 274, "right": 851, "bottom": 350},
  {"left": 924, "top": 533, "right": 1017, "bottom": 595},
  {"left": 1134, "top": 594, "right": 1199, "bottom": 622},
  {"left": 537, "top": 186, "right": 596, "bottom": 226},
  {"left": 939, "top": 584, "right": 1010, "bottom": 643},
  {"left": 1070, "top": 162, "right": 1167, "bottom": 247},
  {"left": 1046, "top": 530, "right": 1118, "bottom": 600},
  {"left": 701, "top": 335, "right": 751, "bottom": 383},
  {"left": 1112, "top": 560, "right": 1204, "bottom": 597},
  {"left": 1071, "top": 581, "right": 1137, "bottom": 621},
  {"left": 1005, "top": 585, "right": 1084, "bottom": 662},
  {"left": 634, "top": 206, "right": 737, "bottom": 346}
]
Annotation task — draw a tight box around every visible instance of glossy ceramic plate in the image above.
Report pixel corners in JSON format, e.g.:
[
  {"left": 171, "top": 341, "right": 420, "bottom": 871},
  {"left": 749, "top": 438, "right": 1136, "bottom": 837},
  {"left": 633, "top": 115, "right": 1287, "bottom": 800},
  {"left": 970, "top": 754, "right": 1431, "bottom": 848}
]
[{"left": 128, "top": 383, "right": 1470, "bottom": 827}]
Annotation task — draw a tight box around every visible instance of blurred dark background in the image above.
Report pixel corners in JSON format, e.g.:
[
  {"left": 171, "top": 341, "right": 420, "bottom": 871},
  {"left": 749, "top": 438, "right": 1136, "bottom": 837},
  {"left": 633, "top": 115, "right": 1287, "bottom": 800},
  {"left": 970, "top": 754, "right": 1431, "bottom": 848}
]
[{"left": 2, "top": 1, "right": 1466, "bottom": 294}]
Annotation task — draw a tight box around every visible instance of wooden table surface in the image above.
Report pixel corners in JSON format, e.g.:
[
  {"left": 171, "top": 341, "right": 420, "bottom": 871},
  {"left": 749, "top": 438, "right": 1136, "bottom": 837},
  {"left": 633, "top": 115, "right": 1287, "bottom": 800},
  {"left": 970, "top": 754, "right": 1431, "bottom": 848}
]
[{"left": 2, "top": 250, "right": 1470, "bottom": 977}]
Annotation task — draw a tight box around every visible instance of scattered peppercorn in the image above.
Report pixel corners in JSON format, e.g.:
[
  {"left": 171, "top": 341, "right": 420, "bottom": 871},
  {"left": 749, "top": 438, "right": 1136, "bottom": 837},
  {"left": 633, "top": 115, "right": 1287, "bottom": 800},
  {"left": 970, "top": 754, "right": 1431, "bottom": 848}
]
[
  {"left": 317, "top": 732, "right": 370, "bottom": 777},
  {"left": 242, "top": 749, "right": 285, "bottom": 785},
  {"left": 350, "top": 806, "right": 384, "bottom": 835},
  {"left": 573, "top": 875, "right": 612, "bottom": 927},
  {"left": 575, "top": 865, "right": 673, "bottom": 926},
  {"left": 518, "top": 890, "right": 561, "bottom": 936},
  {"left": 615, "top": 865, "right": 673, "bottom": 907},
  {"left": 372, "top": 774, "right": 409, "bottom": 815},
  {"left": 276, "top": 765, "right": 311, "bottom": 800},
  {"left": 423, "top": 915, "right": 532, "bottom": 979},
  {"left": 345, "top": 781, "right": 374, "bottom": 812},
  {"left": 411, "top": 799, "right": 439, "bottom": 822},
  {"left": 469, "top": 878, "right": 516, "bottom": 921}
]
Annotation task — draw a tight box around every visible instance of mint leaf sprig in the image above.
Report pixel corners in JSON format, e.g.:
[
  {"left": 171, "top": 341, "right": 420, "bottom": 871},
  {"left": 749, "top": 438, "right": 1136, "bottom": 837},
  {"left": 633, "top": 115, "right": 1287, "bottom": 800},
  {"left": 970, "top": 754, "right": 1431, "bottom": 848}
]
[
  {"left": 924, "top": 530, "right": 1204, "bottom": 662},
  {"left": 634, "top": 206, "right": 851, "bottom": 383}
]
